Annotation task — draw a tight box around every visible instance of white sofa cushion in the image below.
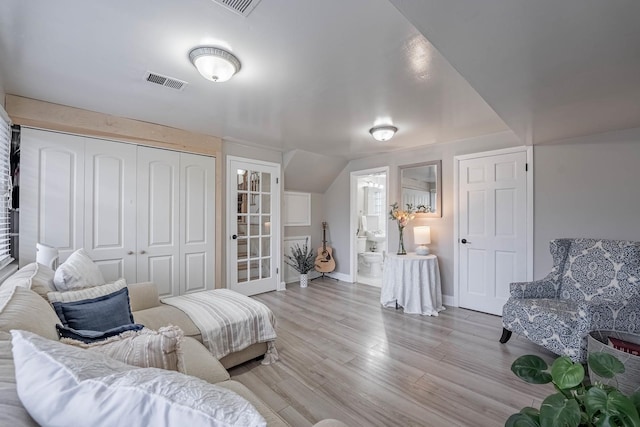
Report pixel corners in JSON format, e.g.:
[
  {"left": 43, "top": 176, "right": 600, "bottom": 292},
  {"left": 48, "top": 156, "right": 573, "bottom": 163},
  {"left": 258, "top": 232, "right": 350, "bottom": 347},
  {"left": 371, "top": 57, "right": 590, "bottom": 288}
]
[
  {"left": 0, "top": 287, "right": 60, "bottom": 341},
  {"left": 0, "top": 263, "right": 55, "bottom": 300},
  {"left": 11, "top": 330, "right": 266, "bottom": 427},
  {"left": 53, "top": 248, "right": 106, "bottom": 291}
]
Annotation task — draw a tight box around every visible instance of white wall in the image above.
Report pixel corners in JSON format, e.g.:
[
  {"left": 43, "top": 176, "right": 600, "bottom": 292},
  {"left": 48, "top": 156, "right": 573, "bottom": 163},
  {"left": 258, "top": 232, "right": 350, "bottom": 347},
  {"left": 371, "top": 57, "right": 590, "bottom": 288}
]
[
  {"left": 533, "top": 127, "right": 640, "bottom": 274},
  {"left": 283, "top": 192, "right": 325, "bottom": 280},
  {"left": 325, "top": 126, "right": 640, "bottom": 302},
  {"left": 324, "top": 130, "right": 521, "bottom": 297}
]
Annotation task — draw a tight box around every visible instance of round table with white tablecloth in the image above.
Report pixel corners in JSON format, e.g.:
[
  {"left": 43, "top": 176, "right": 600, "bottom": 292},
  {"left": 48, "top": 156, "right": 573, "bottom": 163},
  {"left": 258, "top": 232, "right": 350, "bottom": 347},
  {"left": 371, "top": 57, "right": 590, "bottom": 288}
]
[{"left": 380, "top": 253, "right": 445, "bottom": 316}]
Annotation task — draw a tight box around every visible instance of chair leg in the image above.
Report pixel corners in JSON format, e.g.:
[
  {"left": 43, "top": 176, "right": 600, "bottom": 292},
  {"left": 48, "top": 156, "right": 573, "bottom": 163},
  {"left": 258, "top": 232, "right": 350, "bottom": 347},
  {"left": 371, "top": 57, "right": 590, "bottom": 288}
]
[{"left": 499, "top": 328, "right": 512, "bottom": 344}]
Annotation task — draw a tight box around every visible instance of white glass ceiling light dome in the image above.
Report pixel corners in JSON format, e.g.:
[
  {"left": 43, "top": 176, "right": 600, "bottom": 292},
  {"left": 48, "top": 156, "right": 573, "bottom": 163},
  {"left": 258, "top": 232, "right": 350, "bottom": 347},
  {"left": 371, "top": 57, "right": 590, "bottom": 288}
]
[
  {"left": 189, "top": 47, "right": 241, "bottom": 82},
  {"left": 369, "top": 125, "right": 398, "bottom": 142}
]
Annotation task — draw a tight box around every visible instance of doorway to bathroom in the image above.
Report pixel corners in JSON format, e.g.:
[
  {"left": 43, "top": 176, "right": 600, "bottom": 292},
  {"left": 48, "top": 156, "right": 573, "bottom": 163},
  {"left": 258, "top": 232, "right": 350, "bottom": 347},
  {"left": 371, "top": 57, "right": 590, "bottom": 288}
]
[{"left": 349, "top": 167, "right": 388, "bottom": 287}]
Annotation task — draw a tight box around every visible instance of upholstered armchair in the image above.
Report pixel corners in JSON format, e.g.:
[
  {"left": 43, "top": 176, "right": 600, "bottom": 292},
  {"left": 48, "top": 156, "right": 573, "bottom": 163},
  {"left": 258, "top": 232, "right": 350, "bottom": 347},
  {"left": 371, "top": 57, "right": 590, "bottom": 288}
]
[{"left": 500, "top": 238, "right": 640, "bottom": 363}]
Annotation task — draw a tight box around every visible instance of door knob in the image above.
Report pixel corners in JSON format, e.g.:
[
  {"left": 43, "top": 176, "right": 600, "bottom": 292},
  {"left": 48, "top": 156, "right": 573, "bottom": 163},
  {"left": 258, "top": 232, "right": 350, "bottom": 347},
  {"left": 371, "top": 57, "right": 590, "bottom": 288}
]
[
  {"left": 127, "top": 251, "right": 134, "bottom": 255},
  {"left": 140, "top": 250, "right": 146, "bottom": 254},
  {"left": 461, "top": 238, "right": 470, "bottom": 244},
  {"left": 232, "top": 234, "right": 238, "bottom": 240}
]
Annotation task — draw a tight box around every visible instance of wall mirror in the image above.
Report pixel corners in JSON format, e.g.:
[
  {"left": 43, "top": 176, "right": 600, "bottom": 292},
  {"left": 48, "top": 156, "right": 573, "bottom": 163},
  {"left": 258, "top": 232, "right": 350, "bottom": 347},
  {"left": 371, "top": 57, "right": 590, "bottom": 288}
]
[{"left": 399, "top": 160, "right": 442, "bottom": 218}]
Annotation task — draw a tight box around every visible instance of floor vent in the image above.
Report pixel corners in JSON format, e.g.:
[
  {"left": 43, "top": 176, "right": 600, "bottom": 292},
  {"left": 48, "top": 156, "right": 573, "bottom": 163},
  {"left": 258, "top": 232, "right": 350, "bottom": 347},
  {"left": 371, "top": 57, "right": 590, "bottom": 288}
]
[
  {"left": 211, "top": 0, "right": 263, "bottom": 17},
  {"left": 144, "top": 72, "right": 188, "bottom": 91}
]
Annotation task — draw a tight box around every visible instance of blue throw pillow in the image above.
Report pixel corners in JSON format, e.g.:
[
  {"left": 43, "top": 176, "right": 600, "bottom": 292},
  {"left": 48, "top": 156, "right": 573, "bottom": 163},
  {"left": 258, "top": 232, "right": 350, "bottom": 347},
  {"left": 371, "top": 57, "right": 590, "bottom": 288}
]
[
  {"left": 56, "top": 323, "right": 144, "bottom": 344},
  {"left": 52, "top": 287, "right": 135, "bottom": 332}
]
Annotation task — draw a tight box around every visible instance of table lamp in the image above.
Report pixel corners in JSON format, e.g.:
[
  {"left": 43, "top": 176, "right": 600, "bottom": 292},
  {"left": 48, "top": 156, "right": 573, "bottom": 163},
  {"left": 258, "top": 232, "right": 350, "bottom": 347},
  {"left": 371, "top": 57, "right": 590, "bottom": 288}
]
[{"left": 414, "top": 226, "right": 431, "bottom": 255}]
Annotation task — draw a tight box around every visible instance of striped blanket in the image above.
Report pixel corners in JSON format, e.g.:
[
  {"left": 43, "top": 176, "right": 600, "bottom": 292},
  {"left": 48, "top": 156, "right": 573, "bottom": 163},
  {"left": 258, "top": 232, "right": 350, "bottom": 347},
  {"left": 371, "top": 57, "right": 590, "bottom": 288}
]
[{"left": 161, "top": 289, "right": 278, "bottom": 364}]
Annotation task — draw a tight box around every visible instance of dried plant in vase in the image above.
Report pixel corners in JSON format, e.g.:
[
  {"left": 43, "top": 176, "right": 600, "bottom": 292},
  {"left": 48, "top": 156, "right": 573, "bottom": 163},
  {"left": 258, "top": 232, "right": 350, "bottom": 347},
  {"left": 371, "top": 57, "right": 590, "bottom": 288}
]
[{"left": 284, "top": 239, "right": 315, "bottom": 287}]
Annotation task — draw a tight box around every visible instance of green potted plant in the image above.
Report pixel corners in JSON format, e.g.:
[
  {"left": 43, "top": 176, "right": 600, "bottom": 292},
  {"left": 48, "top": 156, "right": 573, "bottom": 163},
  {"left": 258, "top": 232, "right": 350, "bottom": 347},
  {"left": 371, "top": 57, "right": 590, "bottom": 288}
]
[
  {"left": 507, "top": 352, "right": 640, "bottom": 427},
  {"left": 284, "top": 239, "right": 315, "bottom": 288}
]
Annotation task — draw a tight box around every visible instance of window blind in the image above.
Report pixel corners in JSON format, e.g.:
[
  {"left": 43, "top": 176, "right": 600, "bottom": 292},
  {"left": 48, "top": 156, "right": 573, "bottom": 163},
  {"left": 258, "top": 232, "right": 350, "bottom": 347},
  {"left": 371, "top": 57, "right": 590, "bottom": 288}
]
[{"left": 0, "top": 114, "right": 12, "bottom": 268}]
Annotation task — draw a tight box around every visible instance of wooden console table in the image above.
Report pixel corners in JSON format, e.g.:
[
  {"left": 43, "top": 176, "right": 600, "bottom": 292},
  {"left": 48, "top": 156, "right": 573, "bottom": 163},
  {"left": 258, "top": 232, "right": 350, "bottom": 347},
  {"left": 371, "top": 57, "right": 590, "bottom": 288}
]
[{"left": 380, "top": 253, "right": 444, "bottom": 316}]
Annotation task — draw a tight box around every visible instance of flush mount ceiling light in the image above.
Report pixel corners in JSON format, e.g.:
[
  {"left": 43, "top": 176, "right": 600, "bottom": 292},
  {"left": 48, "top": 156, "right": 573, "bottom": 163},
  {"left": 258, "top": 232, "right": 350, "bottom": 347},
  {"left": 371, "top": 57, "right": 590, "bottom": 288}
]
[
  {"left": 369, "top": 125, "right": 398, "bottom": 142},
  {"left": 189, "top": 46, "right": 241, "bottom": 83}
]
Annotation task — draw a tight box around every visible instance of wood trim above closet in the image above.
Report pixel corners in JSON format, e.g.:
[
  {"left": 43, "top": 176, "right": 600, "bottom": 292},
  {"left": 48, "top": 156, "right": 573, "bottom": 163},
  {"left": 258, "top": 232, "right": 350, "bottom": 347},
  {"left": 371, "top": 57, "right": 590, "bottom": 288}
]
[{"left": 5, "top": 95, "right": 221, "bottom": 156}]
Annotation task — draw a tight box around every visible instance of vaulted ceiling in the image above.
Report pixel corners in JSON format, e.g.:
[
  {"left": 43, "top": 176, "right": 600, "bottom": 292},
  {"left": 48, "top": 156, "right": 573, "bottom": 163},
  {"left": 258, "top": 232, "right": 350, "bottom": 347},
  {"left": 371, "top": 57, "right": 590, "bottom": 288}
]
[{"left": 0, "top": 0, "right": 638, "bottom": 162}]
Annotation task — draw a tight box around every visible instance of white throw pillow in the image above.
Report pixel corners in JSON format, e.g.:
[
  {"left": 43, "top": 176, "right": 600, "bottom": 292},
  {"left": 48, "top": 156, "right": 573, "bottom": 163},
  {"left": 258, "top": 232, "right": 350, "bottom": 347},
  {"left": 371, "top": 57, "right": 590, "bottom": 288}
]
[
  {"left": 61, "top": 325, "right": 185, "bottom": 372},
  {"left": 53, "top": 248, "right": 106, "bottom": 291},
  {"left": 11, "top": 330, "right": 266, "bottom": 427},
  {"left": 47, "top": 278, "right": 127, "bottom": 304}
]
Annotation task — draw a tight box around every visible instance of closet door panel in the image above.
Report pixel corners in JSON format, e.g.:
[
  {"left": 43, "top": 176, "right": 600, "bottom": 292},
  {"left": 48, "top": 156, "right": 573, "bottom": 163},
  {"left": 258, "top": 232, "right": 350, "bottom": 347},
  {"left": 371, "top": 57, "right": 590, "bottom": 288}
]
[
  {"left": 137, "top": 147, "right": 180, "bottom": 297},
  {"left": 180, "top": 153, "right": 215, "bottom": 294},
  {"left": 19, "top": 129, "right": 85, "bottom": 266},
  {"left": 84, "top": 139, "right": 137, "bottom": 283}
]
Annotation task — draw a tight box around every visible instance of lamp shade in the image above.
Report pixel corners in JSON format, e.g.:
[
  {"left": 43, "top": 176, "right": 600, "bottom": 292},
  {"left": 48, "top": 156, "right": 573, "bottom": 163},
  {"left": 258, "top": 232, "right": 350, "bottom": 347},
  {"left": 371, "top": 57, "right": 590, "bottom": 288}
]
[
  {"left": 189, "top": 47, "right": 241, "bottom": 82},
  {"left": 414, "top": 226, "right": 431, "bottom": 255},
  {"left": 414, "top": 226, "right": 431, "bottom": 244},
  {"left": 369, "top": 125, "right": 397, "bottom": 142},
  {"left": 36, "top": 243, "right": 59, "bottom": 269}
]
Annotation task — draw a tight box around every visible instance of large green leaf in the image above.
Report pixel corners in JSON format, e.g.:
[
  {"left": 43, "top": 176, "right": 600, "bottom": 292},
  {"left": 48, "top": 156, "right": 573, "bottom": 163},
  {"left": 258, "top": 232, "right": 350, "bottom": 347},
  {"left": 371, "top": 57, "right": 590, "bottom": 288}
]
[
  {"left": 539, "top": 393, "right": 581, "bottom": 427},
  {"left": 512, "top": 355, "right": 552, "bottom": 384},
  {"left": 505, "top": 412, "right": 540, "bottom": 427},
  {"left": 584, "top": 388, "right": 640, "bottom": 427},
  {"left": 632, "top": 392, "right": 640, "bottom": 414},
  {"left": 588, "top": 351, "right": 625, "bottom": 379},
  {"left": 551, "top": 357, "right": 584, "bottom": 390}
]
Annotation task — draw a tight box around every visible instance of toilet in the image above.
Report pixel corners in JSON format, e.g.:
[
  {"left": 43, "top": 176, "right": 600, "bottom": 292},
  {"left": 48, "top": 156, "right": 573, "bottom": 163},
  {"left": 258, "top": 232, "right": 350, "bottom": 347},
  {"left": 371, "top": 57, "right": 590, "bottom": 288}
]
[
  {"left": 361, "top": 251, "right": 383, "bottom": 276},
  {"left": 357, "top": 236, "right": 384, "bottom": 276}
]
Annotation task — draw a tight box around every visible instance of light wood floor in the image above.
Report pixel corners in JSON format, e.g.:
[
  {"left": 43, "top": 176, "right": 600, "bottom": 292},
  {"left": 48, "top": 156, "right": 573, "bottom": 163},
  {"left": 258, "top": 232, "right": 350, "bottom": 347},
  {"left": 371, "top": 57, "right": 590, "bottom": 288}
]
[{"left": 229, "top": 279, "right": 556, "bottom": 427}]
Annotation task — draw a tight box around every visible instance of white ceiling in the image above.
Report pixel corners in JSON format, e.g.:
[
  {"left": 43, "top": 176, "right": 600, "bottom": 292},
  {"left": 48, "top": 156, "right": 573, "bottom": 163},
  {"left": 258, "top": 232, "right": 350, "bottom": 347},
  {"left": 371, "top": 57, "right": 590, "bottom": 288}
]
[
  {"left": 388, "top": 0, "right": 640, "bottom": 145},
  {"left": 0, "top": 0, "right": 638, "bottom": 162}
]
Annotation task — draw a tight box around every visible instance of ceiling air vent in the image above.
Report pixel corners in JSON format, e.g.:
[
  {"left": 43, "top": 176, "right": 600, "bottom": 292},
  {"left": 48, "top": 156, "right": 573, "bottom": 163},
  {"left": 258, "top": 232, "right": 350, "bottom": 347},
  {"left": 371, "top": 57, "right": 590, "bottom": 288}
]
[
  {"left": 212, "top": 0, "right": 263, "bottom": 17},
  {"left": 144, "top": 72, "right": 188, "bottom": 91}
]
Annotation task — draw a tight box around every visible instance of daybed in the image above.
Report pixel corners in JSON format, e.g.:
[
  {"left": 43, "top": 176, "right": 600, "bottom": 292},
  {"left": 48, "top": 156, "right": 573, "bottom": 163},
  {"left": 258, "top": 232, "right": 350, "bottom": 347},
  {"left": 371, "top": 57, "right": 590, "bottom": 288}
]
[
  {"left": 129, "top": 282, "right": 270, "bottom": 369},
  {"left": 0, "top": 262, "right": 348, "bottom": 426}
]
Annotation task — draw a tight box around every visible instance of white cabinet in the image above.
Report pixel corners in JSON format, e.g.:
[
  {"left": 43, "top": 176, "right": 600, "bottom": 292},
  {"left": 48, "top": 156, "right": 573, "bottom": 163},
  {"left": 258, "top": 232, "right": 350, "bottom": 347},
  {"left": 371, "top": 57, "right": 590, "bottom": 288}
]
[{"left": 20, "top": 128, "right": 215, "bottom": 296}]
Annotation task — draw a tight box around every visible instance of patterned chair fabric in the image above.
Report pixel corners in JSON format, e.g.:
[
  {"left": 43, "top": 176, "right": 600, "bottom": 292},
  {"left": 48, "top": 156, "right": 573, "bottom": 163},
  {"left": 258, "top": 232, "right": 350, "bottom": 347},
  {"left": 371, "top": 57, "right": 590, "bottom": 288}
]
[{"left": 502, "top": 238, "right": 640, "bottom": 362}]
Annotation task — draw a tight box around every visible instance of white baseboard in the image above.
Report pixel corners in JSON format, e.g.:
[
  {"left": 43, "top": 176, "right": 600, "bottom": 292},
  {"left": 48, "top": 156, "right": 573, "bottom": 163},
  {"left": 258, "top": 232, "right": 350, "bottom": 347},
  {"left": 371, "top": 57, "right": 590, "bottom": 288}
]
[
  {"left": 443, "top": 295, "right": 456, "bottom": 307},
  {"left": 325, "top": 271, "right": 351, "bottom": 282},
  {"left": 278, "top": 281, "right": 286, "bottom": 291}
]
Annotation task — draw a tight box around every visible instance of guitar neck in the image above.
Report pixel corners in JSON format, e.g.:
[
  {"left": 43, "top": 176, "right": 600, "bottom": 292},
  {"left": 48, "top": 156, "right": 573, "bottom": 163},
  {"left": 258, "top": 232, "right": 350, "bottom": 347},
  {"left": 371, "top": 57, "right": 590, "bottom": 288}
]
[{"left": 323, "top": 228, "right": 327, "bottom": 251}]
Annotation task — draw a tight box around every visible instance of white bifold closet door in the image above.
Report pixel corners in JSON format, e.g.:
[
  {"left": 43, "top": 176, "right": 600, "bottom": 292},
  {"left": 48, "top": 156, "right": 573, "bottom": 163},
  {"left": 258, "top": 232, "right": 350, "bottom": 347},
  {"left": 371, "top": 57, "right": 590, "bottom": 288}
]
[
  {"left": 83, "top": 139, "right": 137, "bottom": 284},
  {"left": 20, "top": 128, "right": 215, "bottom": 296},
  {"left": 136, "top": 146, "right": 180, "bottom": 297}
]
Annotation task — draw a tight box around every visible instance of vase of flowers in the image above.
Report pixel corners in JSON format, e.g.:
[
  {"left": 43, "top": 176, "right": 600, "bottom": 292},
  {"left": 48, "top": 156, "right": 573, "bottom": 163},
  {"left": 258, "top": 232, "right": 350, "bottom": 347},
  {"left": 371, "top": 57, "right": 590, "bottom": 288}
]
[
  {"left": 389, "top": 202, "right": 416, "bottom": 255},
  {"left": 284, "top": 239, "right": 315, "bottom": 287}
]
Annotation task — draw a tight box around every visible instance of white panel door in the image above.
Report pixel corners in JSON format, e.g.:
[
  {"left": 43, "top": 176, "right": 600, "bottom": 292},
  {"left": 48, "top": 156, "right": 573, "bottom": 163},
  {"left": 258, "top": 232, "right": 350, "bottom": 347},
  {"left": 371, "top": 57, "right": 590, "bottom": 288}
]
[
  {"left": 84, "top": 139, "right": 137, "bottom": 283},
  {"left": 19, "top": 128, "right": 85, "bottom": 266},
  {"left": 137, "top": 147, "right": 180, "bottom": 297},
  {"left": 458, "top": 151, "right": 528, "bottom": 315},
  {"left": 179, "top": 153, "right": 215, "bottom": 294},
  {"left": 227, "top": 157, "right": 280, "bottom": 296}
]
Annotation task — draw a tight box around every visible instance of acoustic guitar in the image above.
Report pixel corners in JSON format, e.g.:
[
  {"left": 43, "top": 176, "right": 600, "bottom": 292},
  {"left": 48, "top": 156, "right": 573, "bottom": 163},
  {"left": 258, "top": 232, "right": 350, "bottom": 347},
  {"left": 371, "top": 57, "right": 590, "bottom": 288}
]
[{"left": 315, "top": 222, "right": 336, "bottom": 273}]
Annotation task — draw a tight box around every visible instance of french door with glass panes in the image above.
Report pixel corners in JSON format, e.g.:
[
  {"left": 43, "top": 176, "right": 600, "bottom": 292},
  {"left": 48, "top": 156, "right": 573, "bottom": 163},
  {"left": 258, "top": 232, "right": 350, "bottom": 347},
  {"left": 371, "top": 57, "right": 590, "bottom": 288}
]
[{"left": 227, "top": 157, "right": 280, "bottom": 296}]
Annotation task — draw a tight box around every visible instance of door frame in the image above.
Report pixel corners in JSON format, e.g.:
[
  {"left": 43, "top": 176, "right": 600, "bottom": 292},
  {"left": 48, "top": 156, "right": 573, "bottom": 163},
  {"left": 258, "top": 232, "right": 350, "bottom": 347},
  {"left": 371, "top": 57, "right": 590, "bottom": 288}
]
[
  {"left": 453, "top": 146, "right": 534, "bottom": 309},
  {"left": 225, "top": 155, "right": 281, "bottom": 294},
  {"left": 349, "top": 166, "right": 389, "bottom": 283}
]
